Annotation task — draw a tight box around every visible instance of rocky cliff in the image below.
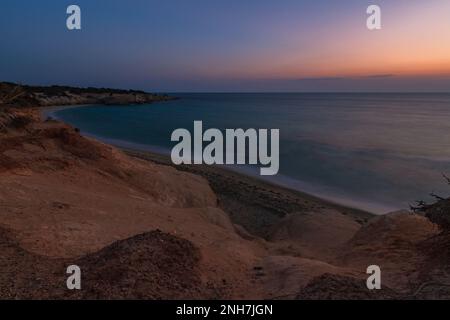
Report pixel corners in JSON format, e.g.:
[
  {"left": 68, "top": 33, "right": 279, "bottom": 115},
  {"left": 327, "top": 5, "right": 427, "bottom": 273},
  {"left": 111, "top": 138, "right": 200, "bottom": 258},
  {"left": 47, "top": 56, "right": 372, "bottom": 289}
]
[{"left": 0, "top": 82, "right": 174, "bottom": 108}]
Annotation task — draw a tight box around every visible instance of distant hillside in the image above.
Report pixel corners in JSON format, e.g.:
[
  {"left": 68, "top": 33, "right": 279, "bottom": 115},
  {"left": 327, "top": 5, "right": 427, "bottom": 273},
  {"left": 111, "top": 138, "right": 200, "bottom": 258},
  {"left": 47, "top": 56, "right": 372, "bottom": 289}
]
[{"left": 0, "top": 82, "right": 174, "bottom": 108}]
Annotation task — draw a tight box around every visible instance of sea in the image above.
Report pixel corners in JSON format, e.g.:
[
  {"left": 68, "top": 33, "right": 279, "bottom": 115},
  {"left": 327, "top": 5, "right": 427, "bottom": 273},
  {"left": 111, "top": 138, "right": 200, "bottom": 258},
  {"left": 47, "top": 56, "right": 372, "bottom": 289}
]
[{"left": 48, "top": 93, "right": 450, "bottom": 214}]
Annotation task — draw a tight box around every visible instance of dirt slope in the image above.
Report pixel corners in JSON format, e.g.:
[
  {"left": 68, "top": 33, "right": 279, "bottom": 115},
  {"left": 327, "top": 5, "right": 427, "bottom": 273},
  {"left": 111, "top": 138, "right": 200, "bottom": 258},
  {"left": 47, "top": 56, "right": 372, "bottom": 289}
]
[{"left": 1, "top": 107, "right": 449, "bottom": 299}]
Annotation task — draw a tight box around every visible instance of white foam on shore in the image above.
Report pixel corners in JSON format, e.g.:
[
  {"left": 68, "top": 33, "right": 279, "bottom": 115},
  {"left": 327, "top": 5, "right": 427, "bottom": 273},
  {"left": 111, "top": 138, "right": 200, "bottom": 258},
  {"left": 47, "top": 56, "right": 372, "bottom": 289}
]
[
  {"left": 90, "top": 134, "right": 396, "bottom": 214},
  {"left": 47, "top": 104, "right": 397, "bottom": 214}
]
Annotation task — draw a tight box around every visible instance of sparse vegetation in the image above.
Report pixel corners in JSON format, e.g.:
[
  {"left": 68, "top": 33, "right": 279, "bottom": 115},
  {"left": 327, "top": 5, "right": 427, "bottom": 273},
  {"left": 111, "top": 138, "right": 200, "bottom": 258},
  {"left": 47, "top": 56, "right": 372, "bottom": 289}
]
[
  {"left": 411, "top": 174, "right": 450, "bottom": 231},
  {"left": 0, "top": 83, "right": 26, "bottom": 106}
]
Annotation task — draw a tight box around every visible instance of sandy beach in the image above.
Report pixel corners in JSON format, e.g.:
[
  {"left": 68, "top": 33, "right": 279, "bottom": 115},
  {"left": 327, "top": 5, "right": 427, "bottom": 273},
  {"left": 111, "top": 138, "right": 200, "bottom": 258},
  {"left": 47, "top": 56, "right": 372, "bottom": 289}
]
[{"left": 123, "top": 148, "right": 373, "bottom": 237}]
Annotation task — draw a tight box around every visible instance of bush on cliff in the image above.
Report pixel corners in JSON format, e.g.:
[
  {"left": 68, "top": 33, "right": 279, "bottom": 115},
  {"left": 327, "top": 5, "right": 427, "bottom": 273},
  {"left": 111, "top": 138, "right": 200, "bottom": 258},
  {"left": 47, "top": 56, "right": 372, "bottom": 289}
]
[{"left": 411, "top": 175, "right": 450, "bottom": 231}]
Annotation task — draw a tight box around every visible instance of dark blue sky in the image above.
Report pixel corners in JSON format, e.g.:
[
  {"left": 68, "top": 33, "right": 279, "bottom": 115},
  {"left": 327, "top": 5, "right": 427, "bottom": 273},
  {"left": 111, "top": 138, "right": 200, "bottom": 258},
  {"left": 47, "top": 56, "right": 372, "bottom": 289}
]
[{"left": 1, "top": 0, "right": 450, "bottom": 92}]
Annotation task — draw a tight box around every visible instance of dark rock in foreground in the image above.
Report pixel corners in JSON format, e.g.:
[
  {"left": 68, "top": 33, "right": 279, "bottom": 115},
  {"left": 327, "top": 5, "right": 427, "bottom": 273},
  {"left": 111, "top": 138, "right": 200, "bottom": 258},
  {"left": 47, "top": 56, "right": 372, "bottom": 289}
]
[
  {"left": 0, "top": 229, "right": 211, "bottom": 299},
  {"left": 296, "top": 273, "right": 401, "bottom": 300}
]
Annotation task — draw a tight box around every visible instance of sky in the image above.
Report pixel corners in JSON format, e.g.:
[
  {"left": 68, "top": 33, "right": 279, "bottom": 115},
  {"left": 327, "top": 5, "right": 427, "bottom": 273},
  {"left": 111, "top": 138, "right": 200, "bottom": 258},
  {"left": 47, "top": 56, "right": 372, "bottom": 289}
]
[{"left": 1, "top": 0, "right": 450, "bottom": 92}]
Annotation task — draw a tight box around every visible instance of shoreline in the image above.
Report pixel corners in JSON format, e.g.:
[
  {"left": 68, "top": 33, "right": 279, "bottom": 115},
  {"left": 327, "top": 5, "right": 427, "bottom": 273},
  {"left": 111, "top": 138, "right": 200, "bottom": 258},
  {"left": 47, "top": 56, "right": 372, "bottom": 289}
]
[
  {"left": 39, "top": 104, "right": 93, "bottom": 120},
  {"left": 42, "top": 104, "right": 376, "bottom": 220},
  {"left": 123, "top": 148, "right": 374, "bottom": 234}
]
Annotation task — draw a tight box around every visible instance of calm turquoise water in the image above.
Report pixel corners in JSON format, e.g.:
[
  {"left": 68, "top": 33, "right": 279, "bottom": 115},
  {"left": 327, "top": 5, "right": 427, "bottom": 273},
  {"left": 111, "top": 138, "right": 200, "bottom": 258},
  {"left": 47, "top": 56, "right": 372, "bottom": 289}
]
[{"left": 51, "top": 93, "right": 450, "bottom": 213}]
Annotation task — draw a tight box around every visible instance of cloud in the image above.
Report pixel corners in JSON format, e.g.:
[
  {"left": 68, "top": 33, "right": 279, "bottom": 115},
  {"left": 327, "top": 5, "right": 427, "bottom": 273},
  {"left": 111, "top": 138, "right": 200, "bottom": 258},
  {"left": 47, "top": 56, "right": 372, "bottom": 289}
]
[
  {"left": 363, "top": 74, "right": 395, "bottom": 79},
  {"left": 294, "top": 76, "right": 345, "bottom": 81},
  {"left": 294, "top": 74, "right": 396, "bottom": 82}
]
